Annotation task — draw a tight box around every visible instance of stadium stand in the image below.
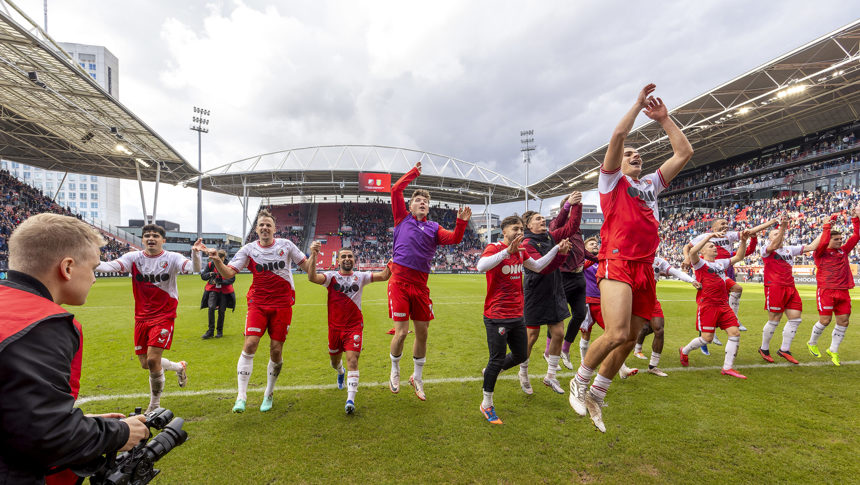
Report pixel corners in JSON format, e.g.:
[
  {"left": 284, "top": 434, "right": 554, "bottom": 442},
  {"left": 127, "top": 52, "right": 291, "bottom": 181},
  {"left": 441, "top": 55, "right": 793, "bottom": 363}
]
[{"left": 0, "top": 168, "right": 134, "bottom": 270}]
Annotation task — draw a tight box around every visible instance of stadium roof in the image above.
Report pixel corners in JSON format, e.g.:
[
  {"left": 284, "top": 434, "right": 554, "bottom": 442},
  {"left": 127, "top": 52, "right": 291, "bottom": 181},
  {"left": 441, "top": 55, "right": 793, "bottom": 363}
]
[
  {"left": 191, "top": 145, "right": 528, "bottom": 205},
  {"left": 531, "top": 19, "right": 860, "bottom": 198},
  {"left": 0, "top": 1, "right": 196, "bottom": 184}
]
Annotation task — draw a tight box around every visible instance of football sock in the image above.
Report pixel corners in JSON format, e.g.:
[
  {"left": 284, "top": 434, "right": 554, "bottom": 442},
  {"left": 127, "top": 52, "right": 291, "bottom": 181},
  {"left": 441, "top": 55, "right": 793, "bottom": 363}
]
[
  {"left": 236, "top": 351, "right": 254, "bottom": 400},
  {"left": 761, "top": 321, "right": 779, "bottom": 351},
  {"left": 579, "top": 338, "right": 590, "bottom": 362},
  {"left": 830, "top": 325, "right": 847, "bottom": 353},
  {"left": 574, "top": 363, "right": 594, "bottom": 386},
  {"left": 562, "top": 339, "right": 572, "bottom": 354},
  {"left": 332, "top": 360, "right": 345, "bottom": 375},
  {"left": 809, "top": 322, "right": 826, "bottom": 345},
  {"left": 149, "top": 370, "right": 165, "bottom": 409},
  {"left": 347, "top": 371, "right": 359, "bottom": 402},
  {"left": 413, "top": 356, "right": 426, "bottom": 380},
  {"left": 649, "top": 352, "right": 661, "bottom": 368},
  {"left": 482, "top": 390, "right": 494, "bottom": 408},
  {"left": 590, "top": 374, "right": 612, "bottom": 402},
  {"left": 634, "top": 343, "right": 643, "bottom": 354},
  {"left": 265, "top": 359, "right": 283, "bottom": 397},
  {"left": 519, "top": 358, "right": 529, "bottom": 374},
  {"left": 779, "top": 319, "right": 801, "bottom": 352},
  {"left": 728, "top": 292, "right": 741, "bottom": 315},
  {"left": 160, "top": 358, "right": 182, "bottom": 372},
  {"left": 682, "top": 337, "right": 707, "bottom": 355},
  {"left": 724, "top": 336, "right": 740, "bottom": 370},
  {"left": 390, "top": 353, "right": 401, "bottom": 373},
  {"left": 544, "top": 336, "right": 551, "bottom": 356},
  {"left": 546, "top": 354, "right": 560, "bottom": 379}
]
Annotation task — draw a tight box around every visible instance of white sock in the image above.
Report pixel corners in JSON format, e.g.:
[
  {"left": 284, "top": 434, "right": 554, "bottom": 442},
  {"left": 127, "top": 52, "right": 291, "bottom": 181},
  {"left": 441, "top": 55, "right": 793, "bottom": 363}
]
[
  {"left": 236, "top": 351, "right": 254, "bottom": 400},
  {"left": 574, "top": 363, "right": 594, "bottom": 386},
  {"left": 579, "top": 338, "right": 590, "bottom": 363},
  {"left": 264, "top": 360, "right": 283, "bottom": 398},
  {"left": 809, "top": 322, "right": 826, "bottom": 345},
  {"left": 390, "top": 353, "right": 401, "bottom": 374},
  {"left": 830, "top": 325, "right": 848, "bottom": 353},
  {"left": 332, "top": 360, "right": 345, "bottom": 375},
  {"left": 160, "top": 358, "right": 182, "bottom": 372},
  {"left": 590, "top": 374, "right": 612, "bottom": 402},
  {"left": 779, "top": 319, "right": 802, "bottom": 352},
  {"left": 546, "top": 354, "right": 560, "bottom": 379},
  {"left": 724, "top": 336, "right": 740, "bottom": 370},
  {"left": 634, "top": 343, "right": 643, "bottom": 354},
  {"left": 149, "top": 370, "right": 165, "bottom": 409},
  {"left": 761, "top": 321, "right": 779, "bottom": 351},
  {"left": 346, "top": 371, "right": 359, "bottom": 402},
  {"left": 728, "top": 292, "right": 741, "bottom": 315},
  {"left": 519, "top": 358, "right": 529, "bottom": 374},
  {"left": 413, "top": 357, "right": 426, "bottom": 380},
  {"left": 649, "top": 352, "right": 661, "bottom": 368},
  {"left": 682, "top": 337, "right": 707, "bottom": 355},
  {"left": 481, "top": 390, "right": 493, "bottom": 408}
]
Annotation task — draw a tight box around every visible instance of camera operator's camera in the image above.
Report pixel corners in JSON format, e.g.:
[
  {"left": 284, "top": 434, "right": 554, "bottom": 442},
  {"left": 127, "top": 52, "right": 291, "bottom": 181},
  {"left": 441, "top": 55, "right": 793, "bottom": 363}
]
[{"left": 81, "top": 407, "right": 188, "bottom": 485}]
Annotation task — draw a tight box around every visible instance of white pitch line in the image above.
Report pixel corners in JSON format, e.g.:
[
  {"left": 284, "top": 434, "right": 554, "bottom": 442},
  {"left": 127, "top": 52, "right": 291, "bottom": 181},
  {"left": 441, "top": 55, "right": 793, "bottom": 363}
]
[{"left": 75, "top": 359, "right": 858, "bottom": 405}]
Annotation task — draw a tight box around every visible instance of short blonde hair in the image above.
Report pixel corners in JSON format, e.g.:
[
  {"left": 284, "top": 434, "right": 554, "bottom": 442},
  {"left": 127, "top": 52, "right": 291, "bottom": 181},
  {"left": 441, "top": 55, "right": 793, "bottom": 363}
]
[{"left": 9, "top": 213, "right": 105, "bottom": 275}]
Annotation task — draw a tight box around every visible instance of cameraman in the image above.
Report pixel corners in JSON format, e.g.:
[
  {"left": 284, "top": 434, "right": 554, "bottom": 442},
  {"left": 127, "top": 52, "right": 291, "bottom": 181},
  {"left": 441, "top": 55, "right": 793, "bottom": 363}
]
[
  {"left": 199, "top": 249, "right": 235, "bottom": 339},
  {"left": 0, "top": 214, "right": 149, "bottom": 484}
]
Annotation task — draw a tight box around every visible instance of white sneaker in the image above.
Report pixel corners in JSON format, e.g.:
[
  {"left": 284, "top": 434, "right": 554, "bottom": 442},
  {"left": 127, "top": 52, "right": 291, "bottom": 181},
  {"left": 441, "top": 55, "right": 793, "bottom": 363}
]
[
  {"left": 647, "top": 367, "right": 668, "bottom": 377},
  {"left": 409, "top": 375, "right": 426, "bottom": 401},
  {"left": 176, "top": 361, "right": 188, "bottom": 388},
  {"left": 389, "top": 367, "right": 400, "bottom": 394},
  {"left": 585, "top": 391, "right": 606, "bottom": 433},
  {"left": 543, "top": 376, "right": 564, "bottom": 394},
  {"left": 518, "top": 369, "right": 533, "bottom": 395},
  {"left": 568, "top": 379, "right": 587, "bottom": 416},
  {"left": 619, "top": 365, "right": 639, "bottom": 379},
  {"left": 560, "top": 351, "right": 574, "bottom": 370},
  {"left": 738, "top": 323, "right": 748, "bottom": 332},
  {"left": 634, "top": 351, "right": 647, "bottom": 360},
  {"left": 712, "top": 335, "right": 724, "bottom": 346}
]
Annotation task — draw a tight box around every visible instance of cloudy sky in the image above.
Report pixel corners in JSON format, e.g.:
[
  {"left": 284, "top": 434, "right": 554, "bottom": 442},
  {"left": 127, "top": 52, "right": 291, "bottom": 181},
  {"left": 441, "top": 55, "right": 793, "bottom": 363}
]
[{"left": 12, "top": 0, "right": 856, "bottom": 235}]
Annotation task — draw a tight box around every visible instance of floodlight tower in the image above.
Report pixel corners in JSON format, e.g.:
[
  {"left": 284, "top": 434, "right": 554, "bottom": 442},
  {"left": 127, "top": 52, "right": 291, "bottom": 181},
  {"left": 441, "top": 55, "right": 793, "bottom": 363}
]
[
  {"left": 191, "top": 106, "right": 210, "bottom": 241},
  {"left": 520, "top": 130, "right": 535, "bottom": 211}
]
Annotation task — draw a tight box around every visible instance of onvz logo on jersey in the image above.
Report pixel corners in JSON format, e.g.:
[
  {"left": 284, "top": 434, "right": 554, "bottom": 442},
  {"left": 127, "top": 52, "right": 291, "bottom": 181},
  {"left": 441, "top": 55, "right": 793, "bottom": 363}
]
[
  {"left": 255, "top": 260, "right": 287, "bottom": 272},
  {"left": 501, "top": 264, "right": 524, "bottom": 275},
  {"left": 706, "top": 266, "right": 725, "bottom": 276},
  {"left": 771, "top": 252, "right": 792, "bottom": 262},
  {"left": 136, "top": 273, "right": 170, "bottom": 283},
  {"left": 333, "top": 281, "right": 360, "bottom": 296},
  {"left": 626, "top": 185, "right": 656, "bottom": 202}
]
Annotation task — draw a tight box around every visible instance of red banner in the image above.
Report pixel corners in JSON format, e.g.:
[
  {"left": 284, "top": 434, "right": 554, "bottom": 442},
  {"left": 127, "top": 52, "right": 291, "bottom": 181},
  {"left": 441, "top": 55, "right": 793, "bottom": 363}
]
[{"left": 359, "top": 172, "right": 391, "bottom": 192}]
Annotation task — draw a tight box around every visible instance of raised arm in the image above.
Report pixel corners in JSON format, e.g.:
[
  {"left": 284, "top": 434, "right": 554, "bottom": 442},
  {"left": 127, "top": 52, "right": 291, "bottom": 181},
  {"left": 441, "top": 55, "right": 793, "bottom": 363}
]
[
  {"left": 815, "top": 214, "right": 837, "bottom": 258},
  {"left": 523, "top": 239, "right": 571, "bottom": 274},
  {"left": 96, "top": 252, "right": 132, "bottom": 273},
  {"left": 749, "top": 219, "right": 777, "bottom": 235},
  {"left": 207, "top": 249, "right": 238, "bottom": 280},
  {"left": 647, "top": 98, "right": 694, "bottom": 184},
  {"left": 844, "top": 209, "right": 860, "bottom": 252},
  {"left": 802, "top": 234, "right": 822, "bottom": 254},
  {"left": 688, "top": 232, "right": 716, "bottom": 266},
  {"left": 306, "top": 241, "right": 325, "bottom": 284},
  {"left": 766, "top": 214, "right": 789, "bottom": 253},
  {"left": 436, "top": 206, "right": 471, "bottom": 245},
  {"left": 604, "top": 84, "right": 655, "bottom": 172},
  {"left": 549, "top": 193, "right": 582, "bottom": 242},
  {"left": 371, "top": 259, "right": 393, "bottom": 282},
  {"left": 391, "top": 162, "right": 421, "bottom": 226},
  {"left": 477, "top": 236, "right": 522, "bottom": 273},
  {"left": 730, "top": 233, "right": 749, "bottom": 265}
]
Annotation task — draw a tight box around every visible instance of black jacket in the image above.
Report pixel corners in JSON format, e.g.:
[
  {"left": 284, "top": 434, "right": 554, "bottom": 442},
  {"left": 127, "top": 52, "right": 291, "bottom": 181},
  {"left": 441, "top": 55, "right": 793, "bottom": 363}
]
[
  {"left": 199, "top": 262, "right": 236, "bottom": 311},
  {"left": 523, "top": 231, "right": 570, "bottom": 325},
  {"left": 0, "top": 271, "right": 129, "bottom": 484}
]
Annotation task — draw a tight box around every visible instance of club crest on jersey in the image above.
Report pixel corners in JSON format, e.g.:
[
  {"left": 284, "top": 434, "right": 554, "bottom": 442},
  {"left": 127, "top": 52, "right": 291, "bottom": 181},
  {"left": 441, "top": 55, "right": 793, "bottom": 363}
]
[
  {"left": 160, "top": 328, "right": 169, "bottom": 336},
  {"left": 278, "top": 248, "right": 285, "bottom": 257},
  {"left": 644, "top": 179, "right": 652, "bottom": 185},
  {"left": 353, "top": 334, "right": 361, "bottom": 343},
  {"left": 498, "top": 327, "right": 506, "bottom": 335},
  {"left": 160, "top": 261, "right": 169, "bottom": 269}
]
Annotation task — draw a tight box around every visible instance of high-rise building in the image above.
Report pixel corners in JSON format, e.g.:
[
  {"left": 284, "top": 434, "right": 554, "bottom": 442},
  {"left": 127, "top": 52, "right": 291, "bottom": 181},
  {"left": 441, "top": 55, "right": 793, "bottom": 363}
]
[{"left": 0, "top": 42, "right": 122, "bottom": 226}]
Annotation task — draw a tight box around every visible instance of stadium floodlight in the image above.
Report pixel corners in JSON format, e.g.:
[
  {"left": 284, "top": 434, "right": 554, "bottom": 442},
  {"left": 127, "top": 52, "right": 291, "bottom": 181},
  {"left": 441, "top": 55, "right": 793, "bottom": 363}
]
[
  {"left": 737, "top": 107, "right": 752, "bottom": 115},
  {"left": 134, "top": 157, "right": 150, "bottom": 168},
  {"left": 520, "top": 130, "right": 535, "bottom": 210},
  {"left": 190, "top": 106, "right": 210, "bottom": 242},
  {"left": 114, "top": 143, "right": 132, "bottom": 155},
  {"left": 584, "top": 171, "right": 598, "bottom": 179}
]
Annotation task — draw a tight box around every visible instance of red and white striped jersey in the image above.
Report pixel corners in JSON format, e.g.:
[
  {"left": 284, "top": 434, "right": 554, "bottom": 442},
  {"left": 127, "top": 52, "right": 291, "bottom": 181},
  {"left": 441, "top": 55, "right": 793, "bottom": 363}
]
[
  {"left": 322, "top": 271, "right": 373, "bottom": 328},
  {"left": 693, "top": 258, "right": 730, "bottom": 306},
  {"left": 97, "top": 250, "right": 194, "bottom": 323},
  {"left": 760, "top": 244, "right": 802, "bottom": 287},
  {"left": 229, "top": 239, "right": 306, "bottom": 307},
  {"left": 598, "top": 167, "right": 667, "bottom": 263}
]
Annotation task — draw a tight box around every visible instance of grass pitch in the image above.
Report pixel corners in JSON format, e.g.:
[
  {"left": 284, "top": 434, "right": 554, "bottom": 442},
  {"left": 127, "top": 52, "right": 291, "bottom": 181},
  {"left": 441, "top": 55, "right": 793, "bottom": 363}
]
[{"left": 73, "top": 275, "right": 859, "bottom": 484}]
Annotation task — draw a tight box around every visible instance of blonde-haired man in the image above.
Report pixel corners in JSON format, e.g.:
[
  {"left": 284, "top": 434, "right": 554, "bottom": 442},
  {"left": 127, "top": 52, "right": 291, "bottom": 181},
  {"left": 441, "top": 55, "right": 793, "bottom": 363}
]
[{"left": 0, "top": 214, "right": 148, "bottom": 484}]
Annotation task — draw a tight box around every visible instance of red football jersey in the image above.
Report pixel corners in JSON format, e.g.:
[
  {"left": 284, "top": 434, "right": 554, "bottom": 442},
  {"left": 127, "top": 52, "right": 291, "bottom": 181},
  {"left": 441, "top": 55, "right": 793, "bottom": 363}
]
[
  {"left": 760, "top": 244, "right": 802, "bottom": 287},
  {"left": 693, "top": 258, "right": 731, "bottom": 306},
  {"left": 323, "top": 271, "right": 372, "bottom": 329},
  {"left": 598, "top": 167, "right": 667, "bottom": 263},
  {"left": 814, "top": 218, "right": 860, "bottom": 290},
  {"left": 228, "top": 239, "right": 307, "bottom": 308},
  {"left": 481, "top": 242, "right": 526, "bottom": 319}
]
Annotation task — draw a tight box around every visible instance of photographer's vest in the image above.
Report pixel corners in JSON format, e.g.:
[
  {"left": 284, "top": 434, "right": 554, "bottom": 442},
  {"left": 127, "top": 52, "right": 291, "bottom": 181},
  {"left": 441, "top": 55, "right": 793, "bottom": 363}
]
[
  {"left": 0, "top": 286, "right": 84, "bottom": 485},
  {"left": 0, "top": 286, "right": 83, "bottom": 398}
]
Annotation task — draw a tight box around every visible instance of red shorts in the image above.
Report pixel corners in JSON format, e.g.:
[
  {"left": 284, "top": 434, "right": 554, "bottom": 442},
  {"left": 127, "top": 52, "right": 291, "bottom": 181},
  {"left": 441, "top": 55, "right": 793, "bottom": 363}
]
[
  {"left": 388, "top": 280, "right": 434, "bottom": 322},
  {"left": 725, "top": 278, "right": 736, "bottom": 290},
  {"left": 134, "top": 319, "right": 174, "bottom": 355},
  {"left": 764, "top": 285, "right": 803, "bottom": 313},
  {"left": 817, "top": 288, "right": 852, "bottom": 316},
  {"left": 696, "top": 304, "right": 738, "bottom": 333},
  {"left": 652, "top": 300, "right": 664, "bottom": 319},
  {"left": 596, "top": 259, "right": 657, "bottom": 320},
  {"left": 328, "top": 324, "right": 364, "bottom": 354},
  {"left": 581, "top": 302, "right": 605, "bottom": 331},
  {"left": 245, "top": 305, "right": 293, "bottom": 341}
]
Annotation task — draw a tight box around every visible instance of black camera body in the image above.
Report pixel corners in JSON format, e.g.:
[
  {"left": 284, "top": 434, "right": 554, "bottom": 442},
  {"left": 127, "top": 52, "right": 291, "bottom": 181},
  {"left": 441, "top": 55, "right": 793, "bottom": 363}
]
[{"left": 85, "top": 407, "right": 188, "bottom": 485}]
